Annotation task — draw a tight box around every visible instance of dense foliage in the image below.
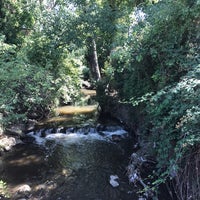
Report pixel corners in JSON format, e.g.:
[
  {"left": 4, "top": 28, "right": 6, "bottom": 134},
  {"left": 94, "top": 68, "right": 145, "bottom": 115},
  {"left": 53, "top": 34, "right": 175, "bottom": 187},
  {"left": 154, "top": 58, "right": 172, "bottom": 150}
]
[
  {"left": 0, "top": 0, "right": 199, "bottom": 199},
  {"left": 146, "top": 66, "right": 200, "bottom": 198},
  {"left": 108, "top": 0, "right": 199, "bottom": 99},
  {"left": 99, "top": 0, "right": 200, "bottom": 198},
  {"left": 0, "top": 0, "right": 82, "bottom": 125}
]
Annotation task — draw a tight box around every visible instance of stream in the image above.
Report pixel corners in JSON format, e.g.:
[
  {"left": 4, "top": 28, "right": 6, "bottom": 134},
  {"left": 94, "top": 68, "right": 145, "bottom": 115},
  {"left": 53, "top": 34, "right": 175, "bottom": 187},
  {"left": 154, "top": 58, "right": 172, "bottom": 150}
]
[{"left": 1, "top": 101, "right": 138, "bottom": 200}]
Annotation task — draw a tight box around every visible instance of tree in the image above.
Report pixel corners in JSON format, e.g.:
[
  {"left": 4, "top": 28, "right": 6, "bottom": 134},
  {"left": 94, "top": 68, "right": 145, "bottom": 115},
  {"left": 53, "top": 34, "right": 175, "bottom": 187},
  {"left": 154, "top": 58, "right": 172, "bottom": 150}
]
[
  {"left": 105, "top": 0, "right": 200, "bottom": 99},
  {"left": 0, "top": 0, "right": 36, "bottom": 45},
  {"left": 60, "top": 0, "right": 119, "bottom": 82},
  {"left": 0, "top": 0, "right": 82, "bottom": 125}
]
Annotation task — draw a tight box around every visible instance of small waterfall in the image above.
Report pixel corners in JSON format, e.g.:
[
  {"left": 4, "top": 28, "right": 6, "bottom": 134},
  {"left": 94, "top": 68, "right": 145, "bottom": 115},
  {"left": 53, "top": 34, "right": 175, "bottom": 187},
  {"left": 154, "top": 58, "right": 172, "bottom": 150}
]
[{"left": 26, "top": 124, "right": 130, "bottom": 146}]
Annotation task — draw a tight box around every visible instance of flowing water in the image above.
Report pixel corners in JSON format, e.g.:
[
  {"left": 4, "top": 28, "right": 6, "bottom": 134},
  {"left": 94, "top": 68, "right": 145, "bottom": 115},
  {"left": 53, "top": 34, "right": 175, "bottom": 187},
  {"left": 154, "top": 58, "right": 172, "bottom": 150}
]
[{"left": 1, "top": 103, "right": 138, "bottom": 200}]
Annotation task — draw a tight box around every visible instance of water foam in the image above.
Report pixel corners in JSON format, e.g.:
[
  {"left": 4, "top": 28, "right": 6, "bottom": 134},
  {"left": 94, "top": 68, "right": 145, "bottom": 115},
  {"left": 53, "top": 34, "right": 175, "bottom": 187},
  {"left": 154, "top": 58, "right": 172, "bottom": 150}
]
[{"left": 27, "top": 126, "right": 128, "bottom": 145}]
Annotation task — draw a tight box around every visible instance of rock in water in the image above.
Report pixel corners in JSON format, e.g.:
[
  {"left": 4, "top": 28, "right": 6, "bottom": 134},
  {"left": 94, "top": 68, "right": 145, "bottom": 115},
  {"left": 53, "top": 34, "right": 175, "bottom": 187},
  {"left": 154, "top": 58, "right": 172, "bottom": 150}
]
[
  {"left": 17, "top": 184, "right": 31, "bottom": 193},
  {"left": 109, "top": 175, "right": 119, "bottom": 187},
  {"left": 0, "top": 136, "right": 16, "bottom": 151}
]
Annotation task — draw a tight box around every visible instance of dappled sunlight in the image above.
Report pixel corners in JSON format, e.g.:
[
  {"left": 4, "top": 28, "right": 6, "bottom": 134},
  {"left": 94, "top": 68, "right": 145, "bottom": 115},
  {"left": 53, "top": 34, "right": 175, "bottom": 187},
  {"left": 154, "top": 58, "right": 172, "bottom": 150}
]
[
  {"left": 34, "top": 182, "right": 57, "bottom": 192},
  {"left": 10, "top": 181, "right": 58, "bottom": 200},
  {"left": 1, "top": 0, "right": 198, "bottom": 199},
  {"left": 80, "top": 89, "right": 96, "bottom": 96},
  {"left": 8, "top": 155, "right": 42, "bottom": 166},
  {"left": 6, "top": 167, "right": 75, "bottom": 199},
  {"left": 54, "top": 105, "right": 98, "bottom": 115},
  {"left": 1, "top": 124, "right": 134, "bottom": 199},
  {"left": 45, "top": 116, "right": 73, "bottom": 123}
]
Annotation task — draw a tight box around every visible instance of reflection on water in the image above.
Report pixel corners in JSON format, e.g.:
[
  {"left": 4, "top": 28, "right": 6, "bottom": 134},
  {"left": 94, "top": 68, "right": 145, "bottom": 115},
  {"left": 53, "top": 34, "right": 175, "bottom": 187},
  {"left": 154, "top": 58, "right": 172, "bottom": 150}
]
[
  {"left": 45, "top": 116, "right": 73, "bottom": 123},
  {"left": 1, "top": 125, "right": 136, "bottom": 200},
  {"left": 1, "top": 145, "right": 47, "bottom": 184},
  {"left": 46, "top": 138, "right": 133, "bottom": 200},
  {"left": 38, "top": 105, "right": 98, "bottom": 127},
  {"left": 1, "top": 99, "right": 137, "bottom": 199}
]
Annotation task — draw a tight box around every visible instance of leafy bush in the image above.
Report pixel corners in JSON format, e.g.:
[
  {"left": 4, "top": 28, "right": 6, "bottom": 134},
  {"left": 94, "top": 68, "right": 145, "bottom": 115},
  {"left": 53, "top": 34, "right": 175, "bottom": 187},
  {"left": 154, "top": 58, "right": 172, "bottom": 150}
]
[
  {"left": 0, "top": 0, "right": 36, "bottom": 45},
  {"left": 98, "top": 1, "right": 200, "bottom": 197},
  {"left": 107, "top": 0, "right": 200, "bottom": 100},
  {"left": 0, "top": 40, "right": 53, "bottom": 123},
  {"left": 26, "top": 33, "right": 82, "bottom": 102},
  {"left": 148, "top": 65, "right": 200, "bottom": 171},
  {"left": 0, "top": 36, "right": 81, "bottom": 126},
  {"left": 131, "top": 65, "right": 200, "bottom": 197}
]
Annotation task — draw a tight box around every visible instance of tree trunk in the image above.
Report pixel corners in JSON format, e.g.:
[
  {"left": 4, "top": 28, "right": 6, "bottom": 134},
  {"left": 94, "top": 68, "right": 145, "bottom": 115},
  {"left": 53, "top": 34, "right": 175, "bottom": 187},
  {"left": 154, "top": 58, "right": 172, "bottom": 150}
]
[
  {"left": 0, "top": 113, "right": 3, "bottom": 136},
  {"left": 91, "top": 38, "right": 101, "bottom": 81},
  {"left": 85, "top": 37, "right": 101, "bottom": 81}
]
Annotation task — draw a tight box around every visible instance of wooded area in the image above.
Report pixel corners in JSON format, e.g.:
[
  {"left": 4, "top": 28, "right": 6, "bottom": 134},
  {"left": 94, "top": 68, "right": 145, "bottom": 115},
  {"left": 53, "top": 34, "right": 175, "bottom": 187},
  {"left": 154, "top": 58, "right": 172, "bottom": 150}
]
[{"left": 0, "top": 0, "right": 200, "bottom": 199}]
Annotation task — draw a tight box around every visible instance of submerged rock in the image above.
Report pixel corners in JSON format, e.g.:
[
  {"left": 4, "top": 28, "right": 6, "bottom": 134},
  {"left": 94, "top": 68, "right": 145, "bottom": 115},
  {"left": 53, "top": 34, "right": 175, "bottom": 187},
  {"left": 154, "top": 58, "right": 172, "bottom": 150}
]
[
  {"left": 13, "top": 185, "right": 32, "bottom": 200},
  {"left": 111, "top": 134, "right": 122, "bottom": 142}
]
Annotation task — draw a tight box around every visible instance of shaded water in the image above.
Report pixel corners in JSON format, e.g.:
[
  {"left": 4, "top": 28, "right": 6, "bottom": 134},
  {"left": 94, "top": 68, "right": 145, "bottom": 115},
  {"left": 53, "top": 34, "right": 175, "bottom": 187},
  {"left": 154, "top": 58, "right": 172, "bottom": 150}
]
[{"left": 1, "top": 104, "right": 137, "bottom": 200}]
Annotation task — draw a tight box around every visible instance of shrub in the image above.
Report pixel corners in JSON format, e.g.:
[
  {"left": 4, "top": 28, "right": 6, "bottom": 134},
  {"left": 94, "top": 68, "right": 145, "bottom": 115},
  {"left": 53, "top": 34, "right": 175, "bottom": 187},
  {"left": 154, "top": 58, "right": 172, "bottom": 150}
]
[
  {"left": 135, "top": 65, "right": 200, "bottom": 197},
  {"left": 0, "top": 36, "right": 81, "bottom": 126}
]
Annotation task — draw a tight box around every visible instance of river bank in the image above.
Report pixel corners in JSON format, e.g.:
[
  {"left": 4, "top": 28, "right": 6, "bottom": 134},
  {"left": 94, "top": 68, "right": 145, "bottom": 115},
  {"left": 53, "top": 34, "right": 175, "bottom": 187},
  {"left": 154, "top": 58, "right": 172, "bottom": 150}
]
[{"left": 99, "top": 95, "right": 173, "bottom": 200}]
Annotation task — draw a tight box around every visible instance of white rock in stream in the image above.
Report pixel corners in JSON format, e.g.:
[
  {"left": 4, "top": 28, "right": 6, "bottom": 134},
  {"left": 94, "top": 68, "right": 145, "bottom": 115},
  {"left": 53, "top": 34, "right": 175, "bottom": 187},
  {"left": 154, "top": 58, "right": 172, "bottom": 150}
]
[
  {"left": 0, "top": 136, "right": 16, "bottom": 151},
  {"left": 17, "top": 184, "right": 31, "bottom": 193},
  {"left": 109, "top": 175, "right": 119, "bottom": 187}
]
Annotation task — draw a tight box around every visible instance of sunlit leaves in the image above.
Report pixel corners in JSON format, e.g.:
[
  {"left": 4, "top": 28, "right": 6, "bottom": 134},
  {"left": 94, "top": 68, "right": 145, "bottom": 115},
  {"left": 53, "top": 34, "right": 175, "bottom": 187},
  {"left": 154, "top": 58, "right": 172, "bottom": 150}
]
[
  {"left": 146, "top": 65, "right": 200, "bottom": 174},
  {"left": 0, "top": 180, "right": 9, "bottom": 198},
  {"left": 0, "top": 0, "right": 37, "bottom": 45}
]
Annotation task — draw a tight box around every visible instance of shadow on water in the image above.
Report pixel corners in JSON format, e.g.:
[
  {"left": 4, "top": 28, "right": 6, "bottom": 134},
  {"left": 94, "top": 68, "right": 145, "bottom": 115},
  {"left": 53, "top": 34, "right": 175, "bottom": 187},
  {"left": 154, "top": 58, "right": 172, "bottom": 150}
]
[
  {"left": 0, "top": 100, "right": 174, "bottom": 200},
  {"left": 1, "top": 144, "right": 47, "bottom": 184},
  {"left": 1, "top": 135, "right": 136, "bottom": 199},
  {"left": 1, "top": 103, "right": 139, "bottom": 200}
]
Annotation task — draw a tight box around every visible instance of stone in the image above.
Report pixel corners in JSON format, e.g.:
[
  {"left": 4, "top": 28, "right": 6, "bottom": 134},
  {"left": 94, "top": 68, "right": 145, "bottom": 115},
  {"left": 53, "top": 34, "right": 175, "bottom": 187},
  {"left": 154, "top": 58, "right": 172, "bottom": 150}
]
[
  {"left": 26, "top": 119, "right": 37, "bottom": 131},
  {"left": 17, "top": 184, "right": 31, "bottom": 193},
  {"left": 138, "top": 197, "right": 146, "bottom": 200},
  {"left": 0, "top": 136, "right": 16, "bottom": 151},
  {"left": 6, "top": 124, "right": 25, "bottom": 136},
  {"left": 81, "top": 80, "right": 91, "bottom": 89},
  {"left": 111, "top": 134, "right": 122, "bottom": 142},
  {"left": 109, "top": 175, "right": 119, "bottom": 187}
]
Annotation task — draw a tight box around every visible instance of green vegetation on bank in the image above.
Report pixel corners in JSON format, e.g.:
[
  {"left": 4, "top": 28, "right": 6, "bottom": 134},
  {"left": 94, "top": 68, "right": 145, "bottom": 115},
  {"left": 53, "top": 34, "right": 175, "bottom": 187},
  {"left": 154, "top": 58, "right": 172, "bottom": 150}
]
[
  {"left": 99, "top": 0, "right": 200, "bottom": 198},
  {"left": 0, "top": 0, "right": 199, "bottom": 199}
]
